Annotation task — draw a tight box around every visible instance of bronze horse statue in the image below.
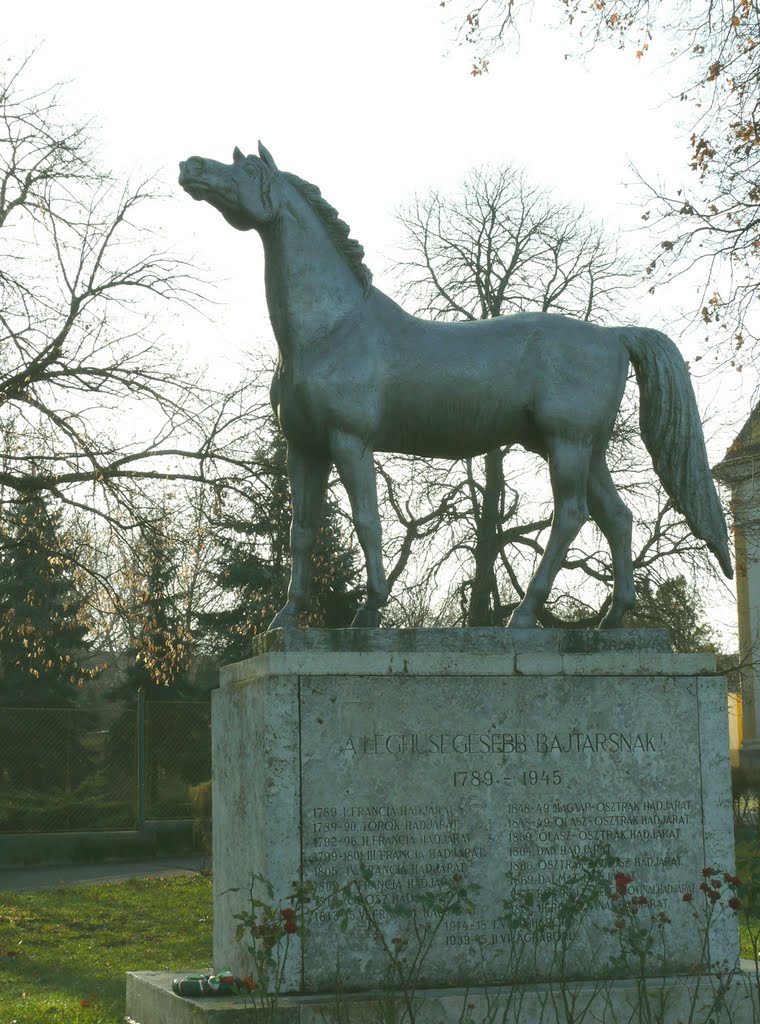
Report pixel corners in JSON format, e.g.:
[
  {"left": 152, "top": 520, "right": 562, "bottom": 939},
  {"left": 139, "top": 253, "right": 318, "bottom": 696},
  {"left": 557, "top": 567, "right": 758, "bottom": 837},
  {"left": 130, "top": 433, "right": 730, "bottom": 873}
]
[{"left": 179, "top": 143, "right": 732, "bottom": 629}]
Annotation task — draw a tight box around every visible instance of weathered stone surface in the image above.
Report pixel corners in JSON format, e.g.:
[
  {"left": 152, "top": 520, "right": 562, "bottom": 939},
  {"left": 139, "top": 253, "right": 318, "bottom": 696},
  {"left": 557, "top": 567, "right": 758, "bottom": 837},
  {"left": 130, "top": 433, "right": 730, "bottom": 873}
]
[
  {"left": 220, "top": 647, "right": 713, "bottom": 683},
  {"left": 211, "top": 632, "right": 736, "bottom": 995},
  {"left": 212, "top": 671, "right": 302, "bottom": 993},
  {"left": 126, "top": 968, "right": 758, "bottom": 1024},
  {"left": 222, "top": 651, "right": 519, "bottom": 681},
  {"left": 515, "top": 652, "right": 715, "bottom": 676},
  {"left": 252, "top": 627, "right": 674, "bottom": 657}
]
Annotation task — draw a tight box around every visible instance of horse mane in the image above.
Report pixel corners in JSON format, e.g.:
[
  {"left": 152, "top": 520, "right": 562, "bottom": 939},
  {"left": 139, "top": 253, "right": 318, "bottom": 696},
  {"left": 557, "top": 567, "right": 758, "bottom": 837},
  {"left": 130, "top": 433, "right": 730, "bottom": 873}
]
[{"left": 281, "top": 171, "right": 373, "bottom": 295}]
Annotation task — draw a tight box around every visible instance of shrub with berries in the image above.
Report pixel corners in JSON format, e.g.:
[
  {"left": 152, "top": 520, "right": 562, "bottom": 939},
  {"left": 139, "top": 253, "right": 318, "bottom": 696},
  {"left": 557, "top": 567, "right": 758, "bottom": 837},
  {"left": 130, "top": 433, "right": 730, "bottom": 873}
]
[{"left": 232, "top": 872, "right": 313, "bottom": 1013}]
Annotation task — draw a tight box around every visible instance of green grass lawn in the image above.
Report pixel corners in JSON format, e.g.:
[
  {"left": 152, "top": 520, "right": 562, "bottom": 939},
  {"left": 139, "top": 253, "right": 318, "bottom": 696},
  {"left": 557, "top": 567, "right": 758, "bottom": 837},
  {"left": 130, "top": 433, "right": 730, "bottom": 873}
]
[
  {"left": 742, "top": 920, "right": 760, "bottom": 962},
  {"left": 0, "top": 874, "right": 212, "bottom": 1024}
]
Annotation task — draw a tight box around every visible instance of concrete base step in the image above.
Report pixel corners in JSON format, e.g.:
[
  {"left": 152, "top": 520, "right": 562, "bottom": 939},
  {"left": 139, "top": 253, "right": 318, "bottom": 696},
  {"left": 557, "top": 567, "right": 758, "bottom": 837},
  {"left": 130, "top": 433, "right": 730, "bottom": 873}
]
[{"left": 126, "top": 966, "right": 760, "bottom": 1023}]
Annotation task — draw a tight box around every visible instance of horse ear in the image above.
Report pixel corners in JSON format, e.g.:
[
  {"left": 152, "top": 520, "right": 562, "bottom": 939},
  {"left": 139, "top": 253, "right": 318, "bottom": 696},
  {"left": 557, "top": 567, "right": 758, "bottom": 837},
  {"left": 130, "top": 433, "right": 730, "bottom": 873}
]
[
  {"left": 258, "top": 141, "right": 278, "bottom": 172},
  {"left": 233, "top": 146, "right": 245, "bottom": 164}
]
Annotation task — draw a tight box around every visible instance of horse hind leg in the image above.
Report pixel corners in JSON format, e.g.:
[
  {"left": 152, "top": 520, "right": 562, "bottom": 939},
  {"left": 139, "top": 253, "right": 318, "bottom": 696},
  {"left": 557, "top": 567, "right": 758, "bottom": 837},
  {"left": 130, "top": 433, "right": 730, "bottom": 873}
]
[
  {"left": 508, "top": 438, "right": 592, "bottom": 628},
  {"left": 587, "top": 453, "right": 635, "bottom": 628}
]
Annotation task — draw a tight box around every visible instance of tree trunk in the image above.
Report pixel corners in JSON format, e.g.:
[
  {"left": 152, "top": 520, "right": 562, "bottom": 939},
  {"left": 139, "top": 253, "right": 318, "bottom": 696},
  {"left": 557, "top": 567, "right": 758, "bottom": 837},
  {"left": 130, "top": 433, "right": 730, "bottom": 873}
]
[{"left": 467, "top": 449, "right": 505, "bottom": 626}]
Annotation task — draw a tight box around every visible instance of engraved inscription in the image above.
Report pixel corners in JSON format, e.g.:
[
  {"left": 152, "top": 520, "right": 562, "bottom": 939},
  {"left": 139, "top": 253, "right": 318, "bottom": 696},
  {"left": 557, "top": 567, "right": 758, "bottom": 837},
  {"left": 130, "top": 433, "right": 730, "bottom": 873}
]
[
  {"left": 299, "top": 674, "right": 715, "bottom": 987},
  {"left": 340, "top": 730, "right": 660, "bottom": 757},
  {"left": 307, "top": 803, "right": 482, "bottom": 909}
]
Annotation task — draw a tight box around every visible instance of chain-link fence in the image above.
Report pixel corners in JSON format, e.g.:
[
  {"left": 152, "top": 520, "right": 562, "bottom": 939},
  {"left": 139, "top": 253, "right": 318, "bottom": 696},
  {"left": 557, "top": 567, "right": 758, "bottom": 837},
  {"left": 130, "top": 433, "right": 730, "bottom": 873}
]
[
  {"left": 0, "top": 698, "right": 211, "bottom": 833},
  {"left": 143, "top": 700, "right": 212, "bottom": 821}
]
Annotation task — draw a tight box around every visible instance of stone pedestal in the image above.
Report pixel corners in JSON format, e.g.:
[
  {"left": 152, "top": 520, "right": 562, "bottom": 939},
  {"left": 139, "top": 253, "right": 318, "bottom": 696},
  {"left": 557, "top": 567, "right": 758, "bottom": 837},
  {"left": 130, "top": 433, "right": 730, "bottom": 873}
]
[
  {"left": 211, "top": 628, "right": 737, "bottom": 992},
  {"left": 127, "top": 627, "right": 742, "bottom": 1023}
]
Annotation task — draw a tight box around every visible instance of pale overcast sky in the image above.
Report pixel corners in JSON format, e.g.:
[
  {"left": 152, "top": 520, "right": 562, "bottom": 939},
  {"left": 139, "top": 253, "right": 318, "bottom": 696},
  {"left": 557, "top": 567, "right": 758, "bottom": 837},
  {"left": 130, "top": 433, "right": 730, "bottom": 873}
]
[
  {"left": 9, "top": 0, "right": 687, "bottom": 270},
  {"left": 13, "top": 0, "right": 736, "bottom": 422},
  {"left": 42, "top": 3, "right": 704, "bottom": 345}
]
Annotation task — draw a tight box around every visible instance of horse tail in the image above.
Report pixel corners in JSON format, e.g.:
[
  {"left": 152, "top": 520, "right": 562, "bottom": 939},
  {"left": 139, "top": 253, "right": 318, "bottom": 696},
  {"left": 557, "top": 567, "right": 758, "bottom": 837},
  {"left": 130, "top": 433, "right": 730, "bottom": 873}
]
[{"left": 622, "top": 327, "right": 733, "bottom": 579}]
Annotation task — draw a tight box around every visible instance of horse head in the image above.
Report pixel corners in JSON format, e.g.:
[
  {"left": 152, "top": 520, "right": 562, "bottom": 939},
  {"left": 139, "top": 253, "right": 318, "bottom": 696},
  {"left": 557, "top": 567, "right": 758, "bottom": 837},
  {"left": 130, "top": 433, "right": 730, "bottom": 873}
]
[{"left": 178, "top": 142, "right": 280, "bottom": 231}]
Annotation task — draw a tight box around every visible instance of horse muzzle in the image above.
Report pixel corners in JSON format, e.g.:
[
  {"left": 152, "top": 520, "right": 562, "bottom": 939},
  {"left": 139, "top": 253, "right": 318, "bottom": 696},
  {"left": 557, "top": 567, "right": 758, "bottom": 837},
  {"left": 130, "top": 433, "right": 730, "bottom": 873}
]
[{"left": 178, "top": 157, "right": 210, "bottom": 199}]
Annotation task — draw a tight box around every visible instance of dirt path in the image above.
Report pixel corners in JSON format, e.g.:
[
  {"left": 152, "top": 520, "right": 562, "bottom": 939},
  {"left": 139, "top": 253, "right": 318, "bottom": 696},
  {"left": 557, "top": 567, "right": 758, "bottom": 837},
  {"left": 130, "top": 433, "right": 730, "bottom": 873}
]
[{"left": 0, "top": 855, "right": 203, "bottom": 892}]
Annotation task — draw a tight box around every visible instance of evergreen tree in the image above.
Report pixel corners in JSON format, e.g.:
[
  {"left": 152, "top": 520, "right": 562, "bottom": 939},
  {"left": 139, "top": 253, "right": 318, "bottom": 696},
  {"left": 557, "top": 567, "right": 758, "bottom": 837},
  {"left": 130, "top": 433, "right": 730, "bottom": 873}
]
[
  {"left": 0, "top": 490, "right": 97, "bottom": 789},
  {"left": 107, "top": 520, "right": 207, "bottom": 814},
  {"left": 0, "top": 490, "right": 96, "bottom": 704},
  {"left": 116, "top": 523, "right": 194, "bottom": 703},
  {"left": 550, "top": 574, "right": 724, "bottom": 652},
  {"left": 625, "top": 575, "right": 739, "bottom": 687},
  {"left": 197, "top": 430, "right": 363, "bottom": 663},
  {"left": 624, "top": 576, "right": 717, "bottom": 654}
]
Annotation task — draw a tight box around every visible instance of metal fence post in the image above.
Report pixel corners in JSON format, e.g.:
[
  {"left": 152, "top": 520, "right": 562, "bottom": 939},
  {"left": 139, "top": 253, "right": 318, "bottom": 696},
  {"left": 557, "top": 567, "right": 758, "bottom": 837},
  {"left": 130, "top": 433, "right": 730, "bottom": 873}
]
[
  {"left": 137, "top": 688, "right": 146, "bottom": 827},
  {"left": 64, "top": 709, "right": 72, "bottom": 795}
]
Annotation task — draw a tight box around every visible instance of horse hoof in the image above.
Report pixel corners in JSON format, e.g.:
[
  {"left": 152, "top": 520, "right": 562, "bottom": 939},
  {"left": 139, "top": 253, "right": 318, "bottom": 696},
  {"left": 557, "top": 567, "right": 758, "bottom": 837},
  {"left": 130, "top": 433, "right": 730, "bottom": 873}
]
[
  {"left": 599, "top": 602, "right": 632, "bottom": 629},
  {"left": 268, "top": 607, "right": 298, "bottom": 631},
  {"left": 506, "top": 609, "right": 538, "bottom": 629},
  {"left": 599, "top": 614, "right": 624, "bottom": 629},
  {"left": 351, "top": 607, "right": 381, "bottom": 628}
]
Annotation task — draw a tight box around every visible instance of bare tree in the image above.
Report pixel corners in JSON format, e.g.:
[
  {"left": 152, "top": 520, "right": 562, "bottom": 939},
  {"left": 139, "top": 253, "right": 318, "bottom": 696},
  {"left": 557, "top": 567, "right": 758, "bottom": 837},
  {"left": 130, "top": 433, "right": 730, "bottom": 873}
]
[
  {"left": 381, "top": 165, "right": 709, "bottom": 626},
  {"left": 443, "top": 0, "right": 760, "bottom": 365},
  {"left": 0, "top": 55, "right": 255, "bottom": 532}
]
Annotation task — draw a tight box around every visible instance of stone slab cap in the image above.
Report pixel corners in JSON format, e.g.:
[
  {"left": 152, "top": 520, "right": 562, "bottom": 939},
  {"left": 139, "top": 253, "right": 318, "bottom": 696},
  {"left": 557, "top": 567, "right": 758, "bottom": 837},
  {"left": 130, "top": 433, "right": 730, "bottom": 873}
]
[
  {"left": 253, "top": 627, "right": 673, "bottom": 656},
  {"left": 515, "top": 652, "right": 717, "bottom": 676},
  {"left": 220, "top": 651, "right": 518, "bottom": 684},
  {"left": 220, "top": 629, "right": 684, "bottom": 684}
]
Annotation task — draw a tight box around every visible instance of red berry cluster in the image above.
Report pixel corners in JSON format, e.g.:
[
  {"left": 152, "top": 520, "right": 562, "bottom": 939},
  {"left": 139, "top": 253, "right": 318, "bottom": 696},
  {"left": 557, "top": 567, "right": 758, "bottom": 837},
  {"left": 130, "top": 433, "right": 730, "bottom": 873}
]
[
  {"left": 614, "top": 872, "right": 634, "bottom": 894},
  {"left": 281, "top": 906, "right": 298, "bottom": 934},
  {"left": 681, "top": 867, "right": 742, "bottom": 911}
]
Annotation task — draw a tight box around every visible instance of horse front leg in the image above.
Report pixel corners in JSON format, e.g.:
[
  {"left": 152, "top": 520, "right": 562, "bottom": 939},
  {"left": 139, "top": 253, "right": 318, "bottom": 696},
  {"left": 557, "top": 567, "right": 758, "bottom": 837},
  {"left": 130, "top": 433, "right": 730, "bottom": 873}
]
[
  {"left": 330, "top": 431, "right": 388, "bottom": 627},
  {"left": 268, "top": 445, "right": 331, "bottom": 631},
  {"left": 508, "top": 438, "right": 591, "bottom": 628}
]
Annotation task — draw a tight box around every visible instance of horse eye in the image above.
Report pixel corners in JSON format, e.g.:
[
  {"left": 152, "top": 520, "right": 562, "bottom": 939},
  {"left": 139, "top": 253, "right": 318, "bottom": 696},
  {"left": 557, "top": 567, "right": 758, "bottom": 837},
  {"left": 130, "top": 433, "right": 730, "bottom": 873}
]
[{"left": 242, "top": 162, "right": 260, "bottom": 177}]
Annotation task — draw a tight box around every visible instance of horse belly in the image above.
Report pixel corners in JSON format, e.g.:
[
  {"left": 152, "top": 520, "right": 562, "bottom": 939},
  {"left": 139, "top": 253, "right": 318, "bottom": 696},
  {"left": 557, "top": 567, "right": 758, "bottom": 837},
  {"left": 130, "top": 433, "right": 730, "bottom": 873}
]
[{"left": 376, "top": 390, "right": 532, "bottom": 458}]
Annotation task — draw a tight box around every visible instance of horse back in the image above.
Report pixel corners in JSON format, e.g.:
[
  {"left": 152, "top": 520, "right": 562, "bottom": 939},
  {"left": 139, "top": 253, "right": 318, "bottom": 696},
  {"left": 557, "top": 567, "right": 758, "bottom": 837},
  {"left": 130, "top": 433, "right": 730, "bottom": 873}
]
[
  {"left": 373, "top": 301, "right": 629, "bottom": 457},
  {"left": 275, "top": 292, "right": 630, "bottom": 459}
]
